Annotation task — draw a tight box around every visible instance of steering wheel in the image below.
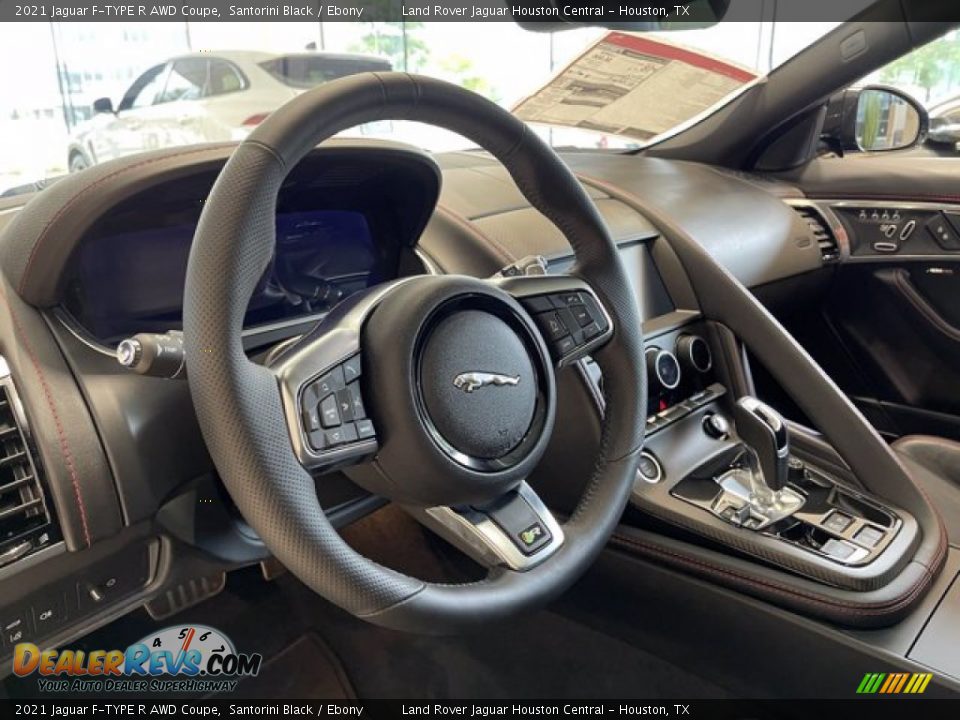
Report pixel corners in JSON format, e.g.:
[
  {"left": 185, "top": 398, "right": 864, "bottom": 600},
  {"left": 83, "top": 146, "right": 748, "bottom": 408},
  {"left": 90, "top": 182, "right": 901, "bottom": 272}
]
[{"left": 183, "top": 73, "right": 646, "bottom": 632}]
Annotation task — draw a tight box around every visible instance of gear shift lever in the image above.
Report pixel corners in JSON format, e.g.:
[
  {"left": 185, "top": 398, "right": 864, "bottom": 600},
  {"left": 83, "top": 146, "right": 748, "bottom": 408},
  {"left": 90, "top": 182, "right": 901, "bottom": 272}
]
[{"left": 734, "top": 397, "right": 790, "bottom": 495}]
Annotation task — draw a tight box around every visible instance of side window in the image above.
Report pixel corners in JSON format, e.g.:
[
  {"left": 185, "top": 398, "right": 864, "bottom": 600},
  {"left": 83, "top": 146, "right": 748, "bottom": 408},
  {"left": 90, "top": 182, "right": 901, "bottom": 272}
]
[
  {"left": 157, "top": 59, "right": 208, "bottom": 104},
  {"left": 207, "top": 59, "right": 247, "bottom": 96},
  {"left": 119, "top": 64, "right": 167, "bottom": 111}
]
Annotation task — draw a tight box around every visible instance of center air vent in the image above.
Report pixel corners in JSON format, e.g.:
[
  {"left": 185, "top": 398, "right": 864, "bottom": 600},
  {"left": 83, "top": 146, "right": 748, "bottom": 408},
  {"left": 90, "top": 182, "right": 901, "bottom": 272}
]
[
  {"left": 791, "top": 204, "right": 841, "bottom": 263},
  {"left": 0, "top": 367, "right": 56, "bottom": 563}
]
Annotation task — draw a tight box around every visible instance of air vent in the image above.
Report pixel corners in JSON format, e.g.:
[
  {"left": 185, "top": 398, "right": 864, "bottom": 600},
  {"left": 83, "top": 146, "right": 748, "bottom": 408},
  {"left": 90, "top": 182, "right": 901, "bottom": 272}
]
[
  {"left": 792, "top": 204, "right": 841, "bottom": 263},
  {"left": 0, "top": 373, "right": 54, "bottom": 558}
]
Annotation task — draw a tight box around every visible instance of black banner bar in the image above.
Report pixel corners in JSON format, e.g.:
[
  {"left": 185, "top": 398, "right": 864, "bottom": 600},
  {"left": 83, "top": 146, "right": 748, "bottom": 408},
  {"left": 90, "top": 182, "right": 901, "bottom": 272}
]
[
  {"left": 2, "top": 699, "right": 960, "bottom": 719},
  {"left": 3, "top": 0, "right": 960, "bottom": 23}
]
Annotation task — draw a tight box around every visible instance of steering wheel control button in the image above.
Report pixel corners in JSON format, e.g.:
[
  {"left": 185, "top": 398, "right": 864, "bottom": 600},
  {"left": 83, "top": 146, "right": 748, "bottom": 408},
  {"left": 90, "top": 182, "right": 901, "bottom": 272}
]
[
  {"left": 314, "top": 366, "right": 346, "bottom": 397},
  {"left": 523, "top": 295, "right": 555, "bottom": 314},
  {"left": 346, "top": 382, "right": 366, "bottom": 419},
  {"left": 355, "top": 419, "right": 376, "bottom": 440},
  {"left": 521, "top": 292, "right": 611, "bottom": 362},
  {"left": 320, "top": 394, "right": 341, "bottom": 428},
  {"left": 535, "top": 311, "right": 569, "bottom": 341},
  {"left": 301, "top": 405, "right": 321, "bottom": 432},
  {"left": 570, "top": 304, "right": 592, "bottom": 327},
  {"left": 637, "top": 451, "right": 663, "bottom": 484},
  {"left": 342, "top": 354, "right": 362, "bottom": 383},
  {"left": 300, "top": 354, "right": 377, "bottom": 455},
  {"left": 555, "top": 335, "right": 577, "bottom": 356},
  {"left": 823, "top": 511, "right": 854, "bottom": 535},
  {"left": 481, "top": 492, "right": 553, "bottom": 556}
]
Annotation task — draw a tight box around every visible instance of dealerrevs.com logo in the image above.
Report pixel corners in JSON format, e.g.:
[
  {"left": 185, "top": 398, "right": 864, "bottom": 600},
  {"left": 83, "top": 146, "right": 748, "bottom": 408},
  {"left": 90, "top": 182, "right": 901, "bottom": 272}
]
[{"left": 12, "top": 625, "right": 262, "bottom": 694}]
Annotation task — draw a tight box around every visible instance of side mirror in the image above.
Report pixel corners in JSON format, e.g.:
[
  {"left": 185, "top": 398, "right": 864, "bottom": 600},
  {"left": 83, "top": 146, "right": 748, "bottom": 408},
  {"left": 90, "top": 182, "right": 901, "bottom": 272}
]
[
  {"left": 822, "top": 85, "right": 928, "bottom": 154},
  {"left": 92, "top": 97, "right": 115, "bottom": 114}
]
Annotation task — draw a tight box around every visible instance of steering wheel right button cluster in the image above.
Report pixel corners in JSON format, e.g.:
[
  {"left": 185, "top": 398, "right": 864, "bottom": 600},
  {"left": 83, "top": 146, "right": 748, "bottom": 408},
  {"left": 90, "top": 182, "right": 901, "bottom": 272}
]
[{"left": 522, "top": 291, "right": 610, "bottom": 364}]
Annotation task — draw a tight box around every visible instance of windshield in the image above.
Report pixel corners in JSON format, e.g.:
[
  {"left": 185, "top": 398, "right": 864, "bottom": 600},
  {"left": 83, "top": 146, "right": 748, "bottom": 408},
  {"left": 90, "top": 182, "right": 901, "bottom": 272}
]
[{"left": 0, "top": 19, "right": 842, "bottom": 196}]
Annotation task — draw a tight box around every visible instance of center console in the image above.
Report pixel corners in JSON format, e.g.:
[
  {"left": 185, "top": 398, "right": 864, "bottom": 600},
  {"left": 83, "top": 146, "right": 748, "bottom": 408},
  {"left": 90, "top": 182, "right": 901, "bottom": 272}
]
[{"left": 580, "top": 316, "right": 921, "bottom": 595}]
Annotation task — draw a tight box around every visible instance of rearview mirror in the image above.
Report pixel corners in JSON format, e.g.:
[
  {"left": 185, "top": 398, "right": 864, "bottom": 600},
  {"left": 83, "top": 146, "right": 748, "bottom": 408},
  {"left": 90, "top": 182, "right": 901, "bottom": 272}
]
[
  {"left": 92, "top": 97, "right": 114, "bottom": 115},
  {"left": 822, "top": 85, "right": 928, "bottom": 154},
  {"left": 512, "top": 0, "right": 730, "bottom": 32}
]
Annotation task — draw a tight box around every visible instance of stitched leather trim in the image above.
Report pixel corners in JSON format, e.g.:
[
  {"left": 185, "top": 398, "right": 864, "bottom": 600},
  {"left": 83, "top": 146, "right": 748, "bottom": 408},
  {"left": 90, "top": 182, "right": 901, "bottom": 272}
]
[
  {"left": 433, "top": 203, "right": 515, "bottom": 265},
  {"left": 0, "top": 288, "right": 91, "bottom": 547},
  {"left": 17, "top": 145, "right": 229, "bottom": 296},
  {"left": 887, "top": 269, "right": 960, "bottom": 343},
  {"left": 611, "top": 532, "right": 943, "bottom": 618}
]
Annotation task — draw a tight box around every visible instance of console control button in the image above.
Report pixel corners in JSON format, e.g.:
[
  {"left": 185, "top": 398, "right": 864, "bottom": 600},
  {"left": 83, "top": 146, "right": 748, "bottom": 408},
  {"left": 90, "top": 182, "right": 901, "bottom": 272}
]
[
  {"left": 33, "top": 595, "right": 68, "bottom": 634},
  {"left": 702, "top": 413, "right": 730, "bottom": 439},
  {"left": 926, "top": 213, "right": 960, "bottom": 250},
  {"left": 637, "top": 451, "right": 663, "bottom": 484},
  {"left": 821, "top": 538, "right": 857, "bottom": 560},
  {"left": 823, "top": 511, "right": 853, "bottom": 534},
  {"left": 854, "top": 525, "right": 885, "bottom": 548},
  {"left": 2, "top": 610, "right": 30, "bottom": 646}
]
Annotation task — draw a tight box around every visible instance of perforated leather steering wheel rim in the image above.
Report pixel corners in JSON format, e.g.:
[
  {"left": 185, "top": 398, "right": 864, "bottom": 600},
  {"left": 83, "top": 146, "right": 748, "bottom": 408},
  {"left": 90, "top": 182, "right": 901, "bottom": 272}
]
[{"left": 182, "top": 72, "right": 646, "bottom": 632}]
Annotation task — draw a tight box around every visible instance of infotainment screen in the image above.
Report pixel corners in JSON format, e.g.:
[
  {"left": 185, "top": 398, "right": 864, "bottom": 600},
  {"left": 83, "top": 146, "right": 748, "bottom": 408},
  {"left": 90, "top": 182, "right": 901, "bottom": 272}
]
[{"left": 549, "top": 240, "right": 674, "bottom": 320}]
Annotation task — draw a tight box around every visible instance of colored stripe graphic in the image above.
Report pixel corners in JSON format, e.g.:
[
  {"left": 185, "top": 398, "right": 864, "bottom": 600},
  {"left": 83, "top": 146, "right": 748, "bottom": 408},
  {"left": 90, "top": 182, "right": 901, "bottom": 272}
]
[{"left": 858, "top": 672, "right": 932, "bottom": 694}]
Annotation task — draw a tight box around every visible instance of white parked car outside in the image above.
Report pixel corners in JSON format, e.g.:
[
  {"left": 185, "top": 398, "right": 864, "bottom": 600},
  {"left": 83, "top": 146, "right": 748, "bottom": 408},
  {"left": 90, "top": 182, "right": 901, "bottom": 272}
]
[{"left": 67, "top": 50, "right": 392, "bottom": 171}]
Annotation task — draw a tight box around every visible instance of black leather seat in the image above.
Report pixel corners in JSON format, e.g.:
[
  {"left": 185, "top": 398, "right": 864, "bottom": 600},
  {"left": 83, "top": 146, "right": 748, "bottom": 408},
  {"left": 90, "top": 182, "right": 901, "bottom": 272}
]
[{"left": 894, "top": 435, "right": 960, "bottom": 544}]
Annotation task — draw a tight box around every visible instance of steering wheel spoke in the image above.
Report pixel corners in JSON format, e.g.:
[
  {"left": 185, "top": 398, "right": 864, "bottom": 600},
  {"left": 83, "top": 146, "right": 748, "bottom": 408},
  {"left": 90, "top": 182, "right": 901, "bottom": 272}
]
[
  {"left": 269, "top": 280, "right": 413, "bottom": 473},
  {"left": 491, "top": 274, "right": 614, "bottom": 368},
  {"left": 408, "top": 481, "right": 565, "bottom": 571}
]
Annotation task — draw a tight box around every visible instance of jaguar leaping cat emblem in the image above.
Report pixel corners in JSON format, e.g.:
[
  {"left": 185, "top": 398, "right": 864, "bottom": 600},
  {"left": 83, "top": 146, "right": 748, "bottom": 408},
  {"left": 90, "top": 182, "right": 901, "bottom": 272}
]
[{"left": 453, "top": 372, "right": 521, "bottom": 393}]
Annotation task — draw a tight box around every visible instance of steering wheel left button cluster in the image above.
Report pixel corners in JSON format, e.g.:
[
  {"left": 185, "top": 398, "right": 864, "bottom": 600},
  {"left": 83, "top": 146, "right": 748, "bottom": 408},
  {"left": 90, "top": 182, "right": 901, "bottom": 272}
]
[{"left": 300, "top": 354, "right": 376, "bottom": 453}]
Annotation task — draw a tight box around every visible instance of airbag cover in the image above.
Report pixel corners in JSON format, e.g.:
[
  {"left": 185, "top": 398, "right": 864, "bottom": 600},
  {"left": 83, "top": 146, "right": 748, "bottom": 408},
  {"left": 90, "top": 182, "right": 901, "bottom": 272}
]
[{"left": 420, "top": 310, "right": 536, "bottom": 460}]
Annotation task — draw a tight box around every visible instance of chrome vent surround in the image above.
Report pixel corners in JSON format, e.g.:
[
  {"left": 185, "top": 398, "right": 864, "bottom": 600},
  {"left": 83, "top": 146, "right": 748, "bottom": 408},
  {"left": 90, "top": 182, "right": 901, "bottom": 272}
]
[
  {"left": 0, "top": 357, "right": 55, "bottom": 559},
  {"left": 792, "top": 204, "right": 841, "bottom": 263}
]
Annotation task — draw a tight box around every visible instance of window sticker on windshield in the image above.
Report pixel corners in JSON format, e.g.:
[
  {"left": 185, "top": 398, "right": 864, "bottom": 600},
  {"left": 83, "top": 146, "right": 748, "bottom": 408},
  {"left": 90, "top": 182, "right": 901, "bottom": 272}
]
[{"left": 514, "top": 32, "right": 760, "bottom": 144}]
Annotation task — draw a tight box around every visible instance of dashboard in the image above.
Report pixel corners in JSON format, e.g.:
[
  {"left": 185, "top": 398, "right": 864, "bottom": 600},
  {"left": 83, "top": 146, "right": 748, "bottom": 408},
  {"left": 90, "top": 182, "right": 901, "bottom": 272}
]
[{"left": 0, "top": 140, "right": 835, "bottom": 666}]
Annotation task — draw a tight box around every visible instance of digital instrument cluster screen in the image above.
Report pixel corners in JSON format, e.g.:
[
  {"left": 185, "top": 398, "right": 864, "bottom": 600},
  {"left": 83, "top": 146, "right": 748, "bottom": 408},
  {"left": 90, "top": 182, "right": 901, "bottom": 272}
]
[{"left": 67, "top": 210, "right": 389, "bottom": 342}]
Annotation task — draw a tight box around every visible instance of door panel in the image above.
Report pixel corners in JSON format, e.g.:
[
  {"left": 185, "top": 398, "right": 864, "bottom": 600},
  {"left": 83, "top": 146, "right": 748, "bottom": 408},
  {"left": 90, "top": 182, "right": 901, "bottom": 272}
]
[{"left": 770, "top": 157, "right": 960, "bottom": 441}]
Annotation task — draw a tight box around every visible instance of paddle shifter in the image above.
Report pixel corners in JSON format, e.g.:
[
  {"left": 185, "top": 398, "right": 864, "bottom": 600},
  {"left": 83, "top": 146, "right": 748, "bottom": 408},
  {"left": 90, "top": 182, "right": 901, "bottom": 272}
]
[{"left": 734, "top": 397, "right": 790, "bottom": 501}]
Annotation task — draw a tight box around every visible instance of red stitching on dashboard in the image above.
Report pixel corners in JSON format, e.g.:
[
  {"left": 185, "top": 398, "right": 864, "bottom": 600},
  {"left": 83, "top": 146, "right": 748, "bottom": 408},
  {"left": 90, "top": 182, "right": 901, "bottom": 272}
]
[
  {"left": 17, "top": 145, "right": 230, "bottom": 296},
  {"left": 0, "top": 289, "right": 91, "bottom": 547}
]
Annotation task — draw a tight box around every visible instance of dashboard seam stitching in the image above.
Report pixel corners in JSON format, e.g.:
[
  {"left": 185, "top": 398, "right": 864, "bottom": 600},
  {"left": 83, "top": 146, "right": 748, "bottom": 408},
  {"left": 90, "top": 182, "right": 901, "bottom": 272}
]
[{"left": 0, "top": 287, "right": 92, "bottom": 547}]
